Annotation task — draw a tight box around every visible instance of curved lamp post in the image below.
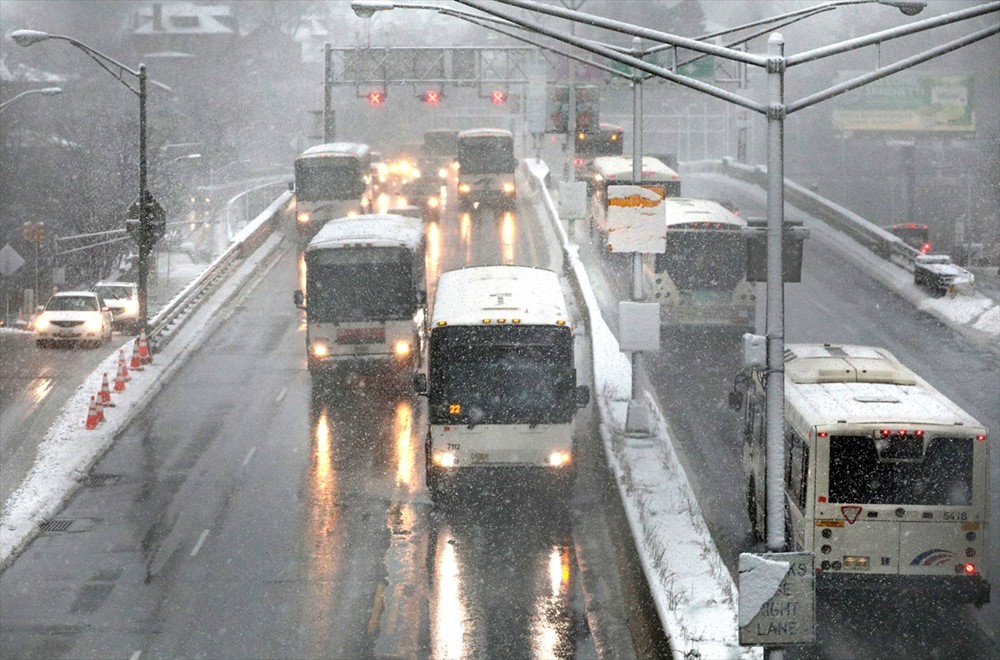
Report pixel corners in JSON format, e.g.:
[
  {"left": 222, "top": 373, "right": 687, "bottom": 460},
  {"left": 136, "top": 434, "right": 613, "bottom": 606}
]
[
  {"left": 0, "top": 86, "right": 63, "bottom": 113},
  {"left": 11, "top": 29, "right": 169, "bottom": 336}
]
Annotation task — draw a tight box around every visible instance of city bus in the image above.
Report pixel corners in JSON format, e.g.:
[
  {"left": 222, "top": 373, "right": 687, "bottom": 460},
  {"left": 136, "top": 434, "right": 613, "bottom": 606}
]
[
  {"left": 644, "top": 198, "right": 754, "bottom": 331},
  {"left": 456, "top": 128, "right": 517, "bottom": 211},
  {"left": 574, "top": 122, "right": 624, "bottom": 182},
  {"left": 293, "top": 142, "right": 373, "bottom": 241},
  {"left": 293, "top": 213, "right": 426, "bottom": 382},
  {"left": 414, "top": 265, "right": 590, "bottom": 500},
  {"left": 730, "top": 343, "right": 990, "bottom": 606},
  {"left": 885, "top": 222, "right": 933, "bottom": 254},
  {"left": 588, "top": 155, "right": 681, "bottom": 251}
]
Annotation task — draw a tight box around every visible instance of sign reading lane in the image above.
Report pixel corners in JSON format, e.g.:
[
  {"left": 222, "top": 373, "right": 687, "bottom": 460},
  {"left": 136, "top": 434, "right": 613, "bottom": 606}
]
[{"left": 738, "top": 551, "right": 815, "bottom": 646}]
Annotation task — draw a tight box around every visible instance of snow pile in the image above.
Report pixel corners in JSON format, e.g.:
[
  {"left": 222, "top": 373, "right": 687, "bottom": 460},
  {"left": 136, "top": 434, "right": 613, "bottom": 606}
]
[
  {"left": 0, "top": 233, "right": 285, "bottom": 572},
  {"left": 526, "top": 159, "right": 757, "bottom": 659}
]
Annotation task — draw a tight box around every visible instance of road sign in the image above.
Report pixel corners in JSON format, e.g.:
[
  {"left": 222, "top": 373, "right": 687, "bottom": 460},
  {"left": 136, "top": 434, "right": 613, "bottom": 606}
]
[
  {"left": 126, "top": 192, "right": 167, "bottom": 248},
  {"left": 739, "top": 552, "right": 815, "bottom": 646},
  {"left": 0, "top": 244, "right": 26, "bottom": 276}
]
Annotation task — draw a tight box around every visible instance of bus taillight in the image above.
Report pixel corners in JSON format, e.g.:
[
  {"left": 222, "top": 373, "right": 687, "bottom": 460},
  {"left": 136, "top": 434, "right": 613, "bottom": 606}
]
[
  {"left": 920, "top": 242, "right": 932, "bottom": 254},
  {"left": 963, "top": 563, "right": 977, "bottom": 575},
  {"left": 976, "top": 434, "right": 987, "bottom": 442}
]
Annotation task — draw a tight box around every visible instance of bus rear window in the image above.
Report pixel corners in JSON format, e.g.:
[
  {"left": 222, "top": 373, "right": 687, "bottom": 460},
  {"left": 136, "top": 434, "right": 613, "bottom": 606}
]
[{"left": 827, "top": 436, "right": 973, "bottom": 506}]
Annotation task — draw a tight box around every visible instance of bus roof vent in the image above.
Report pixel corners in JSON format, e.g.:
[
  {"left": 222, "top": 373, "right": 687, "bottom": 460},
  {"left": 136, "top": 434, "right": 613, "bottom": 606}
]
[{"left": 787, "top": 356, "right": 917, "bottom": 385}]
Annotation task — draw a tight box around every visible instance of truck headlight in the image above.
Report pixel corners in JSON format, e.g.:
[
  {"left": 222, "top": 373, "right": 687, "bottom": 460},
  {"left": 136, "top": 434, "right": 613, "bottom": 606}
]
[{"left": 297, "top": 212, "right": 310, "bottom": 225}]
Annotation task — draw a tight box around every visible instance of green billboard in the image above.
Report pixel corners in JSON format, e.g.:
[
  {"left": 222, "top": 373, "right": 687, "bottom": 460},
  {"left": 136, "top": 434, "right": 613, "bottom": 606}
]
[{"left": 832, "top": 72, "right": 975, "bottom": 132}]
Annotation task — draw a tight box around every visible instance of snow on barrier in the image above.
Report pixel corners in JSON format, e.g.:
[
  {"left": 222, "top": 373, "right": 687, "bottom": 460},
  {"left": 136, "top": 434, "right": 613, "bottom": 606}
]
[{"left": 522, "top": 159, "right": 759, "bottom": 660}]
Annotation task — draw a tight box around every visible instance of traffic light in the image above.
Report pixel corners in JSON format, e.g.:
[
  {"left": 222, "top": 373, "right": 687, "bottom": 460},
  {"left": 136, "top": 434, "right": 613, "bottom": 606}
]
[
  {"left": 35, "top": 222, "right": 44, "bottom": 242},
  {"left": 22, "top": 221, "right": 44, "bottom": 243},
  {"left": 421, "top": 90, "right": 442, "bottom": 105},
  {"left": 367, "top": 90, "right": 385, "bottom": 106},
  {"left": 490, "top": 90, "right": 507, "bottom": 105}
]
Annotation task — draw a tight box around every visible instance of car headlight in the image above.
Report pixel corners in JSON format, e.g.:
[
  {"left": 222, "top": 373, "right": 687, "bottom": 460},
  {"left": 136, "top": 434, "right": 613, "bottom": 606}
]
[
  {"left": 438, "top": 168, "right": 448, "bottom": 179},
  {"left": 458, "top": 183, "right": 471, "bottom": 194},
  {"left": 297, "top": 212, "right": 310, "bottom": 224},
  {"left": 503, "top": 182, "right": 516, "bottom": 194},
  {"left": 84, "top": 317, "right": 103, "bottom": 332},
  {"left": 427, "top": 196, "right": 440, "bottom": 209},
  {"left": 124, "top": 300, "right": 139, "bottom": 316},
  {"left": 35, "top": 316, "right": 50, "bottom": 332}
]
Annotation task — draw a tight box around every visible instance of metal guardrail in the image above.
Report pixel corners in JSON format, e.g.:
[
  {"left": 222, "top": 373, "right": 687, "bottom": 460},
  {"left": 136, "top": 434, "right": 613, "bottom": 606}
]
[{"left": 148, "top": 187, "right": 293, "bottom": 349}]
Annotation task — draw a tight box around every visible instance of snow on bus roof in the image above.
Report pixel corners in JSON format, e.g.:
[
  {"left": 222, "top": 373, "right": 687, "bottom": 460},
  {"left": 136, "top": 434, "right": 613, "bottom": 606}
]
[
  {"left": 782, "top": 343, "right": 985, "bottom": 430},
  {"left": 592, "top": 155, "right": 679, "bottom": 180},
  {"left": 307, "top": 214, "right": 424, "bottom": 251},
  {"left": 430, "top": 265, "right": 569, "bottom": 327},
  {"left": 298, "top": 142, "right": 370, "bottom": 159},
  {"left": 663, "top": 198, "right": 745, "bottom": 227},
  {"left": 457, "top": 128, "right": 513, "bottom": 139}
]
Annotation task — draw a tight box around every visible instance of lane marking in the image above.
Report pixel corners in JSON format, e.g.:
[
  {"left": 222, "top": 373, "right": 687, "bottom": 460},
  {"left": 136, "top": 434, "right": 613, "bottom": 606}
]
[
  {"left": 242, "top": 446, "right": 257, "bottom": 467},
  {"left": 367, "top": 581, "right": 386, "bottom": 635},
  {"left": 129, "top": 652, "right": 142, "bottom": 660},
  {"left": 275, "top": 386, "right": 287, "bottom": 402},
  {"left": 190, "top": 529, "right": 210, "bottom": 557}
]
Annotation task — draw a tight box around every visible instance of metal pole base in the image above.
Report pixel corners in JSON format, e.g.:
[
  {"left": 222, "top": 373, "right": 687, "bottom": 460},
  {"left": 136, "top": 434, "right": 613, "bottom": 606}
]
[{"left": 625, "top": 397, "right": 653, "bottom": 437}]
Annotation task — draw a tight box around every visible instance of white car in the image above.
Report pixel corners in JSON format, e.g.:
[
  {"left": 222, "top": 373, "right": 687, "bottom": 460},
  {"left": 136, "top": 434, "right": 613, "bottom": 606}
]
[
  {"left": 35, "top": 291, "right": 113, "bottom": 348},
  {"left": 92, "top": 281, "right": 140, "bottom": 332}
]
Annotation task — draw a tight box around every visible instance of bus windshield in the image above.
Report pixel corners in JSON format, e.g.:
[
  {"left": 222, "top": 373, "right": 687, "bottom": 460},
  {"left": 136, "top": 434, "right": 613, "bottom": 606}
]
[
  {"left": 827, "top": 436, "right": 974, "bottom": 506},
  {"left": 457, "top": 137, "right": 514, "bottom": 174},
  {"left": 429, "top": 326, "right": 575, "bottom": 425},
  {"left": 295, "top": 159, "right": 365, "bottom": 201},
  {"left": 306, "top": 248, "right": 414, "bottom": 322},
  {"left": 656, "top": 231, "right": 746, "bottom": 290}
]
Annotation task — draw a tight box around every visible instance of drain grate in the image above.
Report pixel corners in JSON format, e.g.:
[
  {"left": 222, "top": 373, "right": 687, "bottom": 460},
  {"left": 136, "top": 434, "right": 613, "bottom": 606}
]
[
  {"left": 40, "top": 519, "right": 74, "bottom": 533},
  {"left": 81, "top": 474, "right": 119, "bottom": 488}
]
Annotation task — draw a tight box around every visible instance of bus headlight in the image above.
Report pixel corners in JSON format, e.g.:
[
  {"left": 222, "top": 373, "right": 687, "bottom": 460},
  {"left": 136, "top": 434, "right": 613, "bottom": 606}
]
[
  {"left": 297, "top": 212, "right": 310, "bottom": 225},
  {"left": 310, "top": 342, "right": 329, "bottom": 358},
  {"left": 427, "top": 196, "right": 440, "bottom": 209},
  {"left": 438, "top": 167, "right": 448, "bottom": 179},
  {"left": 433, "top": 451, "right": 457, "bottom": 468},
  {"left": 458, "top": 183, "right": 471, "bottom": 194},
  {"left": 502, "top": 182, "right": 516, "bottom": 194},
  {"left": 394, "top": 339, "right": 411, "bottom": 358},
  {"left": 548, "top": 451, "right": 571, "bottom": 467}
]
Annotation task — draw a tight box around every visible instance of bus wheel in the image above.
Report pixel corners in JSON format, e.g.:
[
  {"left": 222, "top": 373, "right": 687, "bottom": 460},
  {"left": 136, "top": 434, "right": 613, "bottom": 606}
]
[{"left": 748, "top": 479, "right": 765, "bottom": 543}]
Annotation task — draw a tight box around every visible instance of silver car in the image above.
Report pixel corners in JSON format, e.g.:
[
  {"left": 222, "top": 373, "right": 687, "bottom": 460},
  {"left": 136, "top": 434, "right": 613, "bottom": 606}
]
[
  {"left": 35, "top": 291, "right": 113, "bottom": 348},
  {"left": 92, "top": 281, "right": 140, "bottom": 332}
]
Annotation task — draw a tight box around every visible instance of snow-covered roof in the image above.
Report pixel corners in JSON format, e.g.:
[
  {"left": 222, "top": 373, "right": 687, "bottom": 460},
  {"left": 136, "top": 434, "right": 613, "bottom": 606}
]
[
  {"left": 298, "top": 142, "right": 370, "bottom": 160},
  {"left": 133, "top": 2, "right": 236, "bottom": 35},
  {"left": 663, "top": 197, "right": 745, "bottom": 228},
  {"left": 307, "top": 214, "right": 424, "bottom": 252},
  {"left": 783, "top": 343, "right": 984, "bottom": 431},
  {"left": 592, "top": 156, "right": 680, "bottom": 182},
  {"left": 431, "top": 265, "right": 569, "bottom": 327}
]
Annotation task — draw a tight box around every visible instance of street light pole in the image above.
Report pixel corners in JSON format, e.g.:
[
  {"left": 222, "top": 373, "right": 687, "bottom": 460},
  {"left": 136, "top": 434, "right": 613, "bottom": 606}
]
[
  {"left": 0, "top": 87, "right": 63, "bottom": 112},
  {"left": 11, "top": 29, "right": 170, "bottom": 337}
]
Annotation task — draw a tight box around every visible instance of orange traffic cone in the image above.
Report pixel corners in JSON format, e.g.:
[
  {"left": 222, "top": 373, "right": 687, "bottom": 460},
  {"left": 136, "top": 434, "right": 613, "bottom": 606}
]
[
  {"left": 94, "top": 393, "right": 105, "bottom": 424},
  {"left": 99, "top": 372, "right": 116, "bottom": 407},
  {"left": 130, "top": 338, "right": 145, "bottom": 371},
  {"left": 117, "top": 349, "right": 131, "bottom": 382},
  {"left": 114, "top": 361, "right": 128, "bottom": 392},
  {"left": 85, "top": 396, "right": 100, "bottom": 430},
  {"left": 138, "top": 328, "right": 152, "bottom": 364}
]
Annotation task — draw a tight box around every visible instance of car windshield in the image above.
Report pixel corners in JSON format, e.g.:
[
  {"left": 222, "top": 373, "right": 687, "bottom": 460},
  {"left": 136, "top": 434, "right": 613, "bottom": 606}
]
[
  {"left": 93, "top": 285, "right": 134, "bottom": 300},
  {"left": 46, "top": 296, "right": 99, "bottom": 312}
]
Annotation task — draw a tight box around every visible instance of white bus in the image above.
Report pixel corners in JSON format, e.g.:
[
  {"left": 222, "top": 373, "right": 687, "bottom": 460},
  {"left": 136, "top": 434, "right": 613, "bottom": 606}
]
[
  {"left": 456, "top": 128, "right": 517, "bottom": 212},
  {"left": 731, "top": 343, "right": 990, "bottom": 606},
  {"left": 414, "top": 265, "right": 590, "bottom": 499},
  {"left": 294, "top": 214, "right": 426, "bottom": 382},
  {"left": 644, "top": 198, "right": 754, "bottom": 331},
  {"left": 294, "top": 143, "right": 373, "bottom": 241},
  {"left": 588, "top": 155, "right": 681, "bottom": 251}
]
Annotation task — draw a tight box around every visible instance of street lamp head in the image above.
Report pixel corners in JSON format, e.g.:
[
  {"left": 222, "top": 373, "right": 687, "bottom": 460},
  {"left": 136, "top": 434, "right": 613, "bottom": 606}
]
[
  {"left": 10, "top": 29, "right": 52, "bottom": 46},
  {"left": 38, "top": 87, "right": 63, "bottom": 96},
  {"left": 352, "top": 1, "right": 395, "bottom": 18},
  {"left": 877, "top": 1, "right": 926, "bottom": 16}
]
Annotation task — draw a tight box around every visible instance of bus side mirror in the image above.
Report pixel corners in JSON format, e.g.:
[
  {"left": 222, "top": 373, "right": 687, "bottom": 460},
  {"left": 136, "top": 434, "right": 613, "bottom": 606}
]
[
  {"left": 288, "top": 181, "right": 295, "bottom": 192},
  {"left": 728, "top": 389, "right": 743, "bottom": 411},
  {"left": 293, "top": 289, "right": 305, "bottom": 308},
  {"left": 414, "top": 373, "right": 428, "bottom": 395},
  {"left": 416, "top": 290, "right": 427, "bottom": 305},
  {"left": 576, "top": 384, "right": 590, "bottom": 408}
]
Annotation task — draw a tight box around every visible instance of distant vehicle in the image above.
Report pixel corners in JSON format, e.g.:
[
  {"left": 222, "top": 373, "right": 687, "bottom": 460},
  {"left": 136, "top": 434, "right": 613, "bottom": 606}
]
[
  {"left": 587, "top": 155, "right": 681, "bottom": 252},
  {"left": 293, "top": 214, "right": 426, "bottom": 382},
  {"left": 293, "top": 142, "right": 373, "bottom": 241},
  {"left": 913, "top": 254, "right": 975, "bottom": 297},
  {"left": 644, "top": 198, "right": 754, "bottom": 331},
  {"left": 414, "top": 265, "right": 590, "bottom": 500},
  {"left": 35, "top": 291, "right": 113, "bottom": 348},
  {"left": 730, "top": 343, "right": 990, "bottom": 607},
  {"left": 574, "top": 122, "right": 624, "bottom": 182},
  {"left": 92, "top": 281, "right": 139, "bottom": 332},
  {"left": 422, "top": 128, "right": 460, "bottom": 179},
  {"left": 886, "top": 223, "right": 932, "bottom": 254},
  {"left": 456, "top": 128, "right": 517, "bottom": 211}
]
